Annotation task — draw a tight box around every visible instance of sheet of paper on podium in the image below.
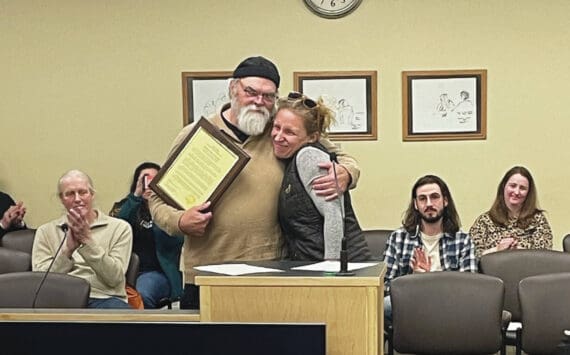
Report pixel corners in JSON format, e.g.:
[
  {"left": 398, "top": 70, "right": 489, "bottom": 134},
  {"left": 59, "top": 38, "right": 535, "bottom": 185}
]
[
  {"left": 194, "top": 263, "right": 285, "bottom": 276},
  {"left": 291, "top": 260, "right": 379, "bottom": 272},
  {"left": 150, "top": 118, "right": 250, "bottom": 210}
]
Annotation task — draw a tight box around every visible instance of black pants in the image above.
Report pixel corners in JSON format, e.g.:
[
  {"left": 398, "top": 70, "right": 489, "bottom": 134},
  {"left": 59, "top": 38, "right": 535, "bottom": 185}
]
[{"left": 179, "top": 283, "right": 200, "bottom": 310}]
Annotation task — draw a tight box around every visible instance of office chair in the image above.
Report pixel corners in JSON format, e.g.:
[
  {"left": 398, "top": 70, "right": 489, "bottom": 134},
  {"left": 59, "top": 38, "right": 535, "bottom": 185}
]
[
  {"left": 0, "top": 228, "right": 36, "bottom": 254},
  {"left": 126, "top": 252, "right": 139, "bottom": 288},
  {"left": 125, "top": 252, "right": 173, "bottom": 309},
  {"left": 479, "top": 249, "right": 570, "bottom": 355},
  {"left": 362, "top": 229, "right": 392, "bottom": 261},
  {"left": 0, "top": 247, "right": 31, "bottom": 274},
  {"left": 363, "top": 228, "right": 393, "bottom": 352},
  {"left": 563, "top": 234, "right": 570, "bottom": 252},
  {"left": 0, "top": 271, "right": 90, "bottom": 308},
  {"left": 390, "top": 271, "right": 505, "bottom": 355},
  {"left": 519, "top": 272, "right": 570, "bottom": 355}
]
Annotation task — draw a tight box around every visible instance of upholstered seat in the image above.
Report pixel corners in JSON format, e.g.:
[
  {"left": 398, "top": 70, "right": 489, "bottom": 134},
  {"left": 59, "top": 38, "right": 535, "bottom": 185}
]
[
  {"left": 362, "top": 229, "right": 392, "bottom": 260},
  {"left": 563, "top": 234, "right": 570, "bottom": 252},
  {"left": 519, "top": 272, "right": 570, "bottom": 355},
  {"left": 0, "top": 247, "right": 31, "bottom": 273},
  {"left": 1, "top": 228, "right": 36, "bottom": 254},
  {"left": 479, "top": 249, "right": 570, "bottom": 354},
  {"left": 391, "top": 271, "right": 505, "bottom": 355},
  {"left": 0, "top": 271, "right": 90, "bottom": 308}
]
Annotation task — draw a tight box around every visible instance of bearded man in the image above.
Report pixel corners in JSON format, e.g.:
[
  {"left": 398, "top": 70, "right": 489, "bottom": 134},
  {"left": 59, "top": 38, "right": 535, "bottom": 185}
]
[
  {"left": 382, "top": 174, "right": 477, "bottom": 322},
  {"left": 149, "top": 56, "right": 360, "bottom": 309}
]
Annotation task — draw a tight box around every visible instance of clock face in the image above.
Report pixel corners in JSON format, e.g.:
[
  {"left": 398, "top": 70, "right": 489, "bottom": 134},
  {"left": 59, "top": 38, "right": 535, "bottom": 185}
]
[{"left": 304, "top": 0, "right": 362, "bottom": 19}]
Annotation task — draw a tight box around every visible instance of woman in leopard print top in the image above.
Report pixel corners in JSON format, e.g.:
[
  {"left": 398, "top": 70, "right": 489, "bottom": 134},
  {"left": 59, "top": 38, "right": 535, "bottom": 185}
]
[{"left": 469, "top": 166, "right": 553, "bottom": 258}]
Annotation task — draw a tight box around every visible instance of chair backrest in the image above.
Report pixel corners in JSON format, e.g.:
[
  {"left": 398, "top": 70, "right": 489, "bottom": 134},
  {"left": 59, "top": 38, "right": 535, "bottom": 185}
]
[
  {"left": 0, "top": 228, "right": 36, "bottom": 254},
  {"left": 479, "top": 249, "right": 570, "bottom": 321},
  {"left": 0, "top": 247, "right": 31, "bottom": 274},
  {"left": 391, "top": 272, "right": 504, "bottom": 355},
  {"left": 126, "top": 252, "right": 139, "bottom": 287},
  {"left": 563, "top": 234, "right": 570, "bottom": 252},
  {"left": 362, "top": 229, "right": 392, "bottom": 260},
  {"left": 0, "top": 271, "right": 90, "bottom": 308},
  {"left": 519, "top": 272, "right": 570, "bottom": 355}
]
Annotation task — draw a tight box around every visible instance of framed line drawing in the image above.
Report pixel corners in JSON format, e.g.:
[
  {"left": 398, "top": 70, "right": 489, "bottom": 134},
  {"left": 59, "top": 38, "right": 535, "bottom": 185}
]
[
  {"left": 402, "top": 69, "right": 487, "bottom": 141},
  {"left": 182, "top": 71, "right": 232, "bottom": 126},
  {"left": 294, "top": 71, "right": 377, "bottom": 141}
]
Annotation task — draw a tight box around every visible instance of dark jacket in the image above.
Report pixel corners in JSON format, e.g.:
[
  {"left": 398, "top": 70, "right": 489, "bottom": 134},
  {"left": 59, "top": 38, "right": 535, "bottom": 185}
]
[
  {"left": 111, "top": 194, "right": 184, "bottom": 298},
  {"left": 278, "top": 143, "right": 370, "bottom": 261}
]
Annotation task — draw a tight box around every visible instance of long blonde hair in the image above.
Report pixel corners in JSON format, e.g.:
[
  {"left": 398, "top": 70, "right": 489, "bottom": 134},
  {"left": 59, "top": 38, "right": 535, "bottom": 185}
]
[{"left": 276, "top": 92, "right": 335, "bottom": 138}]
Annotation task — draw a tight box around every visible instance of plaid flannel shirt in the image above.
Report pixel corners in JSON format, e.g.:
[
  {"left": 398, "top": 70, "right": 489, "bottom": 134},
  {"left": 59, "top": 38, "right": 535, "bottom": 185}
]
[{"left": 383, "top": 226, "right": 477, "bottom": 288}]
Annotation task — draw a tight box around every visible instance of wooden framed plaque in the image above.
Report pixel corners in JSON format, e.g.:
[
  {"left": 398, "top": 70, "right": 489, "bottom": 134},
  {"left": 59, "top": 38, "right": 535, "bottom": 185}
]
[{"left": 150, "top": 118, "right": 250, "bottom": 210}]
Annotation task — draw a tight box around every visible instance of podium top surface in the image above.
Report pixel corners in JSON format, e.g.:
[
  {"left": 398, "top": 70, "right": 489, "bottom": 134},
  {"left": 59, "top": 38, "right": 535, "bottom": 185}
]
[{"left": 195, "top": 260, "right": 386, "bottom": 287}]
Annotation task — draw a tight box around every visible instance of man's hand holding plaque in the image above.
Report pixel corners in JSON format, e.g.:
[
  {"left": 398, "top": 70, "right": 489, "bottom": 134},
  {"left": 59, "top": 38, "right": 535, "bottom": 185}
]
[{"left": 178, "top": 201, "right": 212, "bottom": 237}]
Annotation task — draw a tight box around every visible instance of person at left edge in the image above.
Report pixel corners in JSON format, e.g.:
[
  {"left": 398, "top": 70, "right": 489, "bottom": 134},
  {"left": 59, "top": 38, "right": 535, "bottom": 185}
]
[
  {"left": 0, "top": 191, "right": 27, "bottom": 238},
  {"left": 110, "top": 162, "right": 184, "bottom": 309},
  {"left": 32, "top": 170, "right": 132, "bottom": 309}
]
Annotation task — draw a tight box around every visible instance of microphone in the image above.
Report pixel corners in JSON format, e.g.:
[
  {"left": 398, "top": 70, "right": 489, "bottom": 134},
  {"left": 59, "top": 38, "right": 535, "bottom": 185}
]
[
  {"left": 330, "top": 153, "right": 354, "bottom": 277},
  {"left": 329, "top": 152, "right": 338, "bottom": 164},
  {"left": 32, "top": 223, "right": 69, "bottom": 308},
  {"left": 337, "top": 236, "right": 354, "bottom": 276}
]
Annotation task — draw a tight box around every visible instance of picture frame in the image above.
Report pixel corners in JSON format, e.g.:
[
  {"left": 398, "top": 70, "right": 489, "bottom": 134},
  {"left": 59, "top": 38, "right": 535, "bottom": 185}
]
[
  {"left": 150, "top": 118, "right": 250, "bottom": 210},
  {"left": 402, "top": 69, "right": 487, "bottom": 141},
  {"left": 294, "top": 71, "right": 378, "bottom": 141},
  {"left": 182, "top": 71, "right": 232, "bottom": 126}
]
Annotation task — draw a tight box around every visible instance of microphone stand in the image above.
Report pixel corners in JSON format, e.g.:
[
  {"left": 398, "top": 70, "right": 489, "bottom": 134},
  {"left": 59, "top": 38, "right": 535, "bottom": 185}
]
[
  {"left": 32, "top": 223, "right": 68, "bottom": 308},
  {"left": 336, "top": 236, "right": 354, "bottom": 276},
  {"left": 330, "top": 153, "right": 354, "bottom": 277}
]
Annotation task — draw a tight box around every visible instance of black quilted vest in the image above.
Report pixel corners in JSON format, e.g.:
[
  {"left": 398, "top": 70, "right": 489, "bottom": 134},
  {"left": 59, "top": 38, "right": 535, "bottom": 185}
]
[{"left": 278, "top": 143, "right": 370, "bottom": 261}]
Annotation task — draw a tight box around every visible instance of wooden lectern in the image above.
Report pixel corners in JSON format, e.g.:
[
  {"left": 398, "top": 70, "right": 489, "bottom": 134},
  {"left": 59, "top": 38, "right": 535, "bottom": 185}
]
[{"left": 196, "top": 261, "right": 386, "bottom": 355}]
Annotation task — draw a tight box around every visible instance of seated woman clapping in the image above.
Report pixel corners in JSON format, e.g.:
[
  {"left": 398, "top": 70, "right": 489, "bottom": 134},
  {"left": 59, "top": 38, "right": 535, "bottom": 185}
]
[{"left": 469, "top": 166, "right": 553, "bottom": 258}]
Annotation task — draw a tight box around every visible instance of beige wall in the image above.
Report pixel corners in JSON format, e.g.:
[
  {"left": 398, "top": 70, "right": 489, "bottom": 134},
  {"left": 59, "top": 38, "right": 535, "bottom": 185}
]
[{"left": 1, "top": 0, "right": 569, "bottom": 248}]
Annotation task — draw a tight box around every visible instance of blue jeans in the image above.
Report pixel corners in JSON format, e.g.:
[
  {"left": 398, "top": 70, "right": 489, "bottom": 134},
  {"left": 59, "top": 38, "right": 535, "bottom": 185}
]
[
  {"left": 136, "top": 270, "right": 170, "bottom": 309},
  {"left": 88, "top": 297, "right": 131, "bottom": 309}
]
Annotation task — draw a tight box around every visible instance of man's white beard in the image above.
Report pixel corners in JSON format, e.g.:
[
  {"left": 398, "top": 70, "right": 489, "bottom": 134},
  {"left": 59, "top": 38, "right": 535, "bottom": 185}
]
[{"left": 236, "top": 104, "right": 272, "bottom": 136}]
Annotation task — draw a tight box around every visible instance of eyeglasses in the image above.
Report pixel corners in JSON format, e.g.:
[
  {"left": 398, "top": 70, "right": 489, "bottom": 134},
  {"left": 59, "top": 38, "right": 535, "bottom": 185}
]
[
  {"left": 238, "top": 80, "right": 278, "bottom": 103},
  {"left": 287, "top": 92, "right": 317, "bottom": 109}
]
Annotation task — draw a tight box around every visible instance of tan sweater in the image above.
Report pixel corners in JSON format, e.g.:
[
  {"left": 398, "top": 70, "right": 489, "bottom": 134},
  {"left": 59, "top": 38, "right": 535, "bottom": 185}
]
[
  {"left": 149, "top": 108, "right": 360, "bottom": 282},
  {"left": 32, "top": 209, "right": 132, "bottom": 300}
]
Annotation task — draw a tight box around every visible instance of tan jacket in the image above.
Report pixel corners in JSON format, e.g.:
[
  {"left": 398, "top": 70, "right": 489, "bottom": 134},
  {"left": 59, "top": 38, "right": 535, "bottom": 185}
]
[
  {"left": 32, "top": 209, "right": 132, "bottom": 300},
  {"left": 149, "top": 108, "right": 360, "bottom": 282}
]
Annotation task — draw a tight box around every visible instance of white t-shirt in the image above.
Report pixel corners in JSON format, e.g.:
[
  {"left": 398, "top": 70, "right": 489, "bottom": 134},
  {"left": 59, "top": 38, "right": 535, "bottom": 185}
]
[{"left": 421, "top": 232, "right": 443, "bottom": 272}]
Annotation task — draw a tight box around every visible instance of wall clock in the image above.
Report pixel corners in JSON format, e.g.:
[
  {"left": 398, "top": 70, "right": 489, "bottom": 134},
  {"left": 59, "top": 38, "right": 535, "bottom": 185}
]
[{"left": 304, "top": 0, "right": 363, "bottom": 19}]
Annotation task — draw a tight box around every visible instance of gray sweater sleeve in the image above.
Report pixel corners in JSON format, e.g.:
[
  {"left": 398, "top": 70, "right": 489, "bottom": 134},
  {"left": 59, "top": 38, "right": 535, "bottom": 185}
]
[{"left": 296, "top": 146, "right": 344, "bottom": 260}]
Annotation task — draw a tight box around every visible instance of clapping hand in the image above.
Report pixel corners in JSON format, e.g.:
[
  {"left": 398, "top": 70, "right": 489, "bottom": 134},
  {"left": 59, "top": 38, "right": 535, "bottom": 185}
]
[
  {"left": 411, "top": 247, "right": 432, "bottom": 273},
  {"left": 1, "top": 201, "right": 26, "bottom": 229},
  {"left": 497, "top": 237, "right": 518, "bottom": 251}
]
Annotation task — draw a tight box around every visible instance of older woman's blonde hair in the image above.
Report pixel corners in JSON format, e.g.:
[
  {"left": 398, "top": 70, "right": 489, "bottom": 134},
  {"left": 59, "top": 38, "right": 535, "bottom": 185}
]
[{"left": 276, "top": 93, "right": 335, "bottom": 138}]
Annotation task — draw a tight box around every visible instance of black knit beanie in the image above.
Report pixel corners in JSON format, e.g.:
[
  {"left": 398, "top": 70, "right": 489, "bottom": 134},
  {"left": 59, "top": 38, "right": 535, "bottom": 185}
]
[{"left": 233, "top": 56, "right": 280, "bottom": 88}]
